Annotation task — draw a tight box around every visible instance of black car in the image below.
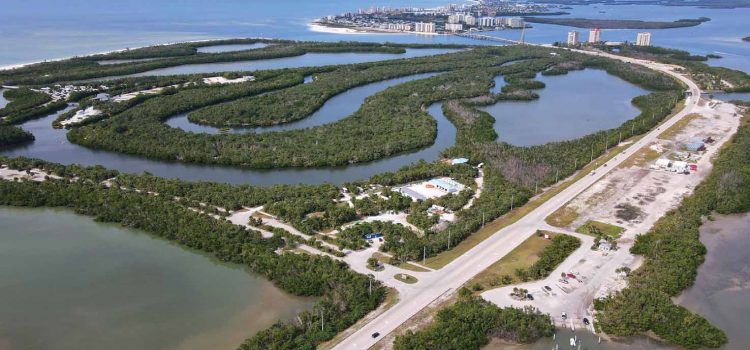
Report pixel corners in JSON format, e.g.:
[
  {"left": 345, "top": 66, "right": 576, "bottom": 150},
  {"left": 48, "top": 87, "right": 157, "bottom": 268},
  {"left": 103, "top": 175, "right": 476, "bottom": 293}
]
[
  {"left": 372, "top": 332, "right": 380, "bottom": 338},
  {"left": 526, "top": 294, "right": 534, "bottom": 300},
  {"left": 544, "top": 286, "right": 552, "bottom": 291},
  {"left": 583, "top": 318, "right": 590, "bottom": 326}
]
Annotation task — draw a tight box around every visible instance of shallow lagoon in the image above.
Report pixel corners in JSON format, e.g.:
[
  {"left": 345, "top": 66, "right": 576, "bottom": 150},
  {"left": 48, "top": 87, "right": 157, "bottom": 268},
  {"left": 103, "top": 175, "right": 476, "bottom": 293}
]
[{"left": 0, "top": 207, "right": 314, "bottom": 350}]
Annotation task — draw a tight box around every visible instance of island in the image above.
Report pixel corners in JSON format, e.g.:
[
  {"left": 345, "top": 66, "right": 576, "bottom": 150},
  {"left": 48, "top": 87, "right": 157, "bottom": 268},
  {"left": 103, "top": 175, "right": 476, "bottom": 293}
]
[
  {"left": 743, "top": 36, "right": 750, "bottom": 41},
  {"left": 523, "top": 16, "right": 710, "bottom": 29}
]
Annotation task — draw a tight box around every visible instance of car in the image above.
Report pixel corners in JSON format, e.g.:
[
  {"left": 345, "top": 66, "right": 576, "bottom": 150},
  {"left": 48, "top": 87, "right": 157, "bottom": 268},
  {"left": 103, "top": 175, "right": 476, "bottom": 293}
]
[
  {"left": 583, "top": 317, "right": 590, "bottom": 326},
  {"left": 371, "top": 332, "right": 380, "bottom": 338},
  {"left": 368, "top": 239, "right": 373, "bottom": 244},
  {"left": 379, "top": 238, "right": 383, "bottom": 242},
  {"left": 562, "top": 312, "right": 567, "bottom": 319},
  {"left": 526, "top": 294, "right": 534, "bottom": 300},
  {"left": 544, "top": 286, "right": 552, "bottom": 291}
]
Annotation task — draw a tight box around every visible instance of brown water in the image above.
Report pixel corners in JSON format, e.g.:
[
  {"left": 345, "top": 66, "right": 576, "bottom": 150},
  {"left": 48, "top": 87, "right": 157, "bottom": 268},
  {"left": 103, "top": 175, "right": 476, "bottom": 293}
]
[
  {"left": 0, "top": 207, "right": 315, "bottom": 350},
  {"left": 677, "top": 213, "right": 750, "bottom": 350}
]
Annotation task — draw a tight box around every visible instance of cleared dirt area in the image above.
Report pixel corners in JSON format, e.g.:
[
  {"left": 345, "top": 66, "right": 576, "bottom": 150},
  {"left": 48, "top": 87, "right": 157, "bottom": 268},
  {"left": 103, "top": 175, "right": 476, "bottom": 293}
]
[{"left": 484, "top": 98, "right": 742, "bottom": 329}]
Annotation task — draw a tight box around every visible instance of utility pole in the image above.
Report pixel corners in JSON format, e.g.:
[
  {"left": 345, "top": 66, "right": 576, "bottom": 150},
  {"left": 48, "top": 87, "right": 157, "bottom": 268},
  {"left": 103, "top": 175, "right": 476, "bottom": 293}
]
[
  {"left": 321, "top": 309, "right": 324, "bottom": 331},
  {"left": 574, "top": 158, "right": 577, "bottom": 170},
  {"left": 590, "top": 144, "right": 594, "bottom": 162},
  {"left": 618, "top": 131, "right": 622, "bottom": 144},
  {"left": 423, "top": 246, "right": 426, "bottom": 265},
  {"left": 448, "top": 229, "right": 451, "bottom": 250},
  {"left": 510, "top": 194, "right": 514, "bottom": 211},
  {"left": 555, "top": 169, "right": 559, "bottom": 183},
  {"left": 631, "top": 123, "right": 635, "bottom": 136},
  {"left": 369, "top": 276, "right": 372, "bottom": 296},
  {"left": 482, "top": 211, "right": 485, "bottom": 228}
]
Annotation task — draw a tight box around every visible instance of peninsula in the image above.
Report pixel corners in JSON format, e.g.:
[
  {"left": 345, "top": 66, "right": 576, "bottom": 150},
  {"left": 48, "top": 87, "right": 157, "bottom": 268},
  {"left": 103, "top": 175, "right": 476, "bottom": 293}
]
[{"left": 523, "top": 16, "right": 710, "bottom": 29}]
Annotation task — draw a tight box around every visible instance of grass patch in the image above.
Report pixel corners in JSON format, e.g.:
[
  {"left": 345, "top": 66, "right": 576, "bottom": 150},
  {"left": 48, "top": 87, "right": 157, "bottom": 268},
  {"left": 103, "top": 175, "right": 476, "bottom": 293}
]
[
  {"left": 394, "top": 273, "right": 418, "bottom": 284},
  {"left": 576, "top": 220, "right": 623, "bottom": 239},
  {"left": 463, "top": 231, "right": 555, "bottom": 289},
  {"left": 545, "top": 206, "right": 579, "bottom": 228},
  {"left": 658, "top": 113, "right": 704, "bottom": 140},
  {"left": 424, "top": 99, "right": 685, "bottom": 269},
  {"left": 619, "top": 143, "right": 661, "bottom": 168},
  {"left": 373, "top": 252, "right": 429, "bottom": 272}
]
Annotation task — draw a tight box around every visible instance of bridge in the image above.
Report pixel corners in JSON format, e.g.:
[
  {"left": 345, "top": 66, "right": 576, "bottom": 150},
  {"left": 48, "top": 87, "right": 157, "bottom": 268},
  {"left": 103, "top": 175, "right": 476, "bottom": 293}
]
[{"left": 454, "top": 32, "right": 523, "bottom": 45}]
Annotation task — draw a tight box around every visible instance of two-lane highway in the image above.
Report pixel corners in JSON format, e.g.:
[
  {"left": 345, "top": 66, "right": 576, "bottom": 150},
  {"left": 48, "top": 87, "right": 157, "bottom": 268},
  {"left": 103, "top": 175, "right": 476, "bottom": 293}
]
[{"left": 333, "top": 48, "right": 700, "bottom": 350}]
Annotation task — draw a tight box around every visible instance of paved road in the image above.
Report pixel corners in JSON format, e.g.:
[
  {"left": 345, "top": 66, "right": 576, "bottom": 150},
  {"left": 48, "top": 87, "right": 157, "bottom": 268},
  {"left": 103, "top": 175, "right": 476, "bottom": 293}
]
[{"left": 333, "top": 49, "right": 700, "bottom": 350}]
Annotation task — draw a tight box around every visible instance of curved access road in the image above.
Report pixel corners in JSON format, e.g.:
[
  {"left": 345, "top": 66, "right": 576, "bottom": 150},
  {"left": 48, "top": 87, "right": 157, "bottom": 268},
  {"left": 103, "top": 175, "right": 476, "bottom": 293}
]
[{"left": 332, "top": 47, "right": 700, "bottom": 350}]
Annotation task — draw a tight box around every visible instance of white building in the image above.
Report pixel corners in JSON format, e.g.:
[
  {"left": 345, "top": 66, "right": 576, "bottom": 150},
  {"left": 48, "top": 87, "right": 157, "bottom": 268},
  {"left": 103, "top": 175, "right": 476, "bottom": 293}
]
[
  {"left": 567, "top": 31, "right": 579, "bottom": 46},
  {"left": 387, "top": 23, "right": 413, "bottom": 31},
  {"left": 589, "top": 28, "right": 601, "bottom": 43},
  {"left": 478, "top": 16, "right": 495, "bottom": 27},
  {"left": 414, "top": 22, "right": 436, "bottom": 33},
  {"left": 447, "top": 14, "right": 461, "bottom": 24},
  {"left": 464, "top": 15, "right": 476, "bottom": 26},
  {"left": 636, "top": 32, "right": 652, "bottom": 46},
  {"left": 507, "top": 17, "right": 524, "bottom": 28},
  {"left": 445, "top": 23, "right": 463, "bottom": 32}
]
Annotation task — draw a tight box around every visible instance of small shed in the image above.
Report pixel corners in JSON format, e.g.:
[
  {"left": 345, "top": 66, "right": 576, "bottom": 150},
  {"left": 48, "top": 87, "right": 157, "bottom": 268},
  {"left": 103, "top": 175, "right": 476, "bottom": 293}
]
[
  {"left": 673, "top": 161, "right": 689, "bottom": 173},
  {"left": 451, "top": 158, "right": 469, "bottom": 165},
  {"left": 686, "top": 142, "right": 705, "bottom": 152}
]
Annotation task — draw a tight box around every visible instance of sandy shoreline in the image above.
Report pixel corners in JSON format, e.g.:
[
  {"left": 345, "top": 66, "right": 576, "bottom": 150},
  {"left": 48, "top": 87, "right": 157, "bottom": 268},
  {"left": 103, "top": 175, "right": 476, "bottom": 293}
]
[
  {"left": 0, "top": 37, "right": 275, "bottom": 72},
  {"left": 308, "top": 23, "right": 441, "bottom": 36}
]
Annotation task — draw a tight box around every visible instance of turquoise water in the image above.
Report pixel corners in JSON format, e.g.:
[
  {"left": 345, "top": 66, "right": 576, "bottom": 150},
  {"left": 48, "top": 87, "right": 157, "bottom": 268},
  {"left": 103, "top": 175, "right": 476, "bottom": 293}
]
[{"left": 0, "top": 207, "right": 314, "bottom": 350}]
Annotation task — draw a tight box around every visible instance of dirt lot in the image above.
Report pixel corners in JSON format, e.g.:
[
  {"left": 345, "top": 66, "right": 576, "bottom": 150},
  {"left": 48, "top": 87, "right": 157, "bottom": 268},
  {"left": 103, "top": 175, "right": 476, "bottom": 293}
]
[{"left": 483, "top": 98, "right": 743, "bottom": 327}]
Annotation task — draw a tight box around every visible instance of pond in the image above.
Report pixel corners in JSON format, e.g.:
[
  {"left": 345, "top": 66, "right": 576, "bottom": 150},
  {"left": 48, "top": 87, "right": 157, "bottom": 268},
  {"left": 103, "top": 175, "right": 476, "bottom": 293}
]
[
  {"left": 480, "top": 69, "right": 648, "bottom": 147},
  {"left": 0, "top": 206, "right": 314, "bottom": 350}
]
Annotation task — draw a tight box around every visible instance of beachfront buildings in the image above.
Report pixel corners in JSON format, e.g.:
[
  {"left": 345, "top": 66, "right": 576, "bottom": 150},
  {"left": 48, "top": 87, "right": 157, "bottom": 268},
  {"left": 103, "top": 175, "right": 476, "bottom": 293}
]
[
  {"left": 636, "top": 32, "right": 652, "bottom": 46},
  {"left": 445, "top": 23, "right": 463, "bottom": 32},
  {"left": 415, "top": 22, "right": 436, "bottom": 33},
  {"left": 479, "top": 16, "right": 495, "bottom": 27},
  {"left": 567, "top": 31, "right": 579, "bottom": 46},
  {"left": 589, "top": 28, "right": 601, "bottom": 43}
]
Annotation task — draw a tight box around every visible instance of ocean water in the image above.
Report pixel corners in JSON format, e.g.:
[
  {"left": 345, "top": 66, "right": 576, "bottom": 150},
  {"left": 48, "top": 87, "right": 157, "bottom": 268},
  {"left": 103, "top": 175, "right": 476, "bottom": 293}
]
[{"left": 2, "top": 1, "right": 748, "bottom": 73}]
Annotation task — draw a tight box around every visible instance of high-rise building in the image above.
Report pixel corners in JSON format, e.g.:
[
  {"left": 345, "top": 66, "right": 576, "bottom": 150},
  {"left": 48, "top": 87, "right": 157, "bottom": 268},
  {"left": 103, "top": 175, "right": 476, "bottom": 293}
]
[
  {"left": 567, "top": 31, "right": 580, "bottom": 46},
  {"left": 414, "top": 22, "right": 436, "bottom": 33},
  {"left": 464, "top": 15, "right": 476, "bottom": 26},
  {"left": 636, "top": 32, "right": 652, "bottom": 46},
  {"left": 507, "top": 18, "right": 524, "bottom": 28},
  {"left": 479, "top": 17, "right": 495, "bottom": 27},
  {"left": 445, "top": 23, "right": 463, "bottom": 32},
  {"left": 588, "top": 28, "right": 601, "bottom": 43},
  {"left": 447, "top": 14, "right": 461, "bottom": 24}
]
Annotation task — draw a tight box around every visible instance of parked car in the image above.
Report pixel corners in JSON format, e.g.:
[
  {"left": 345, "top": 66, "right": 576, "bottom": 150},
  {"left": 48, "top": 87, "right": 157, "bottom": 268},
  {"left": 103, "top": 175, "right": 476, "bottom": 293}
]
[
  {"left": 527, "top": 294, "right": 534, "bottom": 300},
  {"left": 583, "top": 317, "right": 590, "bottom": 326},
  {"left": 562, "top": 312, "right": 567, "bottom": 320},
  {"left": 544, "top": 286, "right": 552, "bottom": 291},
  {"left": 372, "top": 332, "right": 380, "bottom": 338},
  {"left": 379, "top": 238, "right": 383, "bottom": 242}
]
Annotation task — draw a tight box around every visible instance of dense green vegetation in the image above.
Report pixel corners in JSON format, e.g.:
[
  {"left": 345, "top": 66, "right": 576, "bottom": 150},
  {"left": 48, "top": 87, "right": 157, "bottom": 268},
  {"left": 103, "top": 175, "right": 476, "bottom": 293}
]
[
  {"left": 595, "top": 118, "right": 750, "bottom": 349},
  {"left": 743, "top": 36, "right": 750, "bottom": 42},
  {"left": 615, "top": 45, "right": 750, "bottom": 91},
  {"left": 514, "top": 234, "right": 581, "bottom": 282},
  {"left": 0, "top": 158, "right": 385, "bottom": 350},
  {"left": 0, "top": 125, "right": 34, "bottom": 146},
  {"left": 67, "top": 48, "right": 550, "bottom": 168},
  {"left": 187, "top": 50, "right": 486, "bottom": 127},
  {"left": 393, "top": 295, "right": 554, "bottom": 349},
  {"left": 0, "top": 88, "right": 67, "bottom": 125},
  {"left": 524, "top": 16, "right": 710, "bottom": 29}
]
